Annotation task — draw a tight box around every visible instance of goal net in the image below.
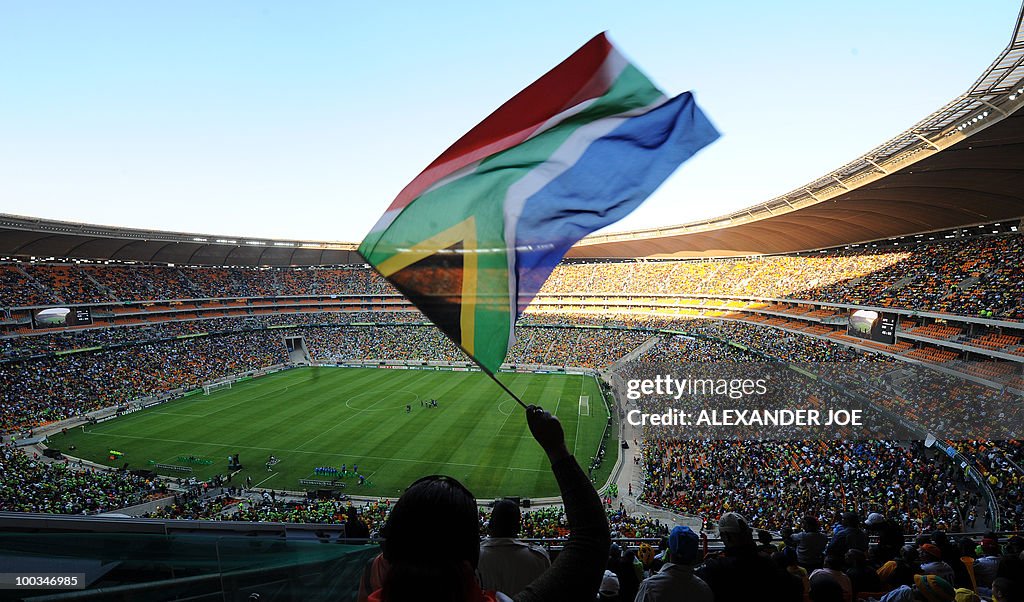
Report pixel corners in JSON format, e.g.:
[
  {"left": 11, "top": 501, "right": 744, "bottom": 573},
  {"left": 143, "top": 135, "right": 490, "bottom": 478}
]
[
  {"left": 579, "top": 395, "right": 590, "bottom": 417},
  {"left": 203, "top": 381, "right": 232, "bottom": 396}
]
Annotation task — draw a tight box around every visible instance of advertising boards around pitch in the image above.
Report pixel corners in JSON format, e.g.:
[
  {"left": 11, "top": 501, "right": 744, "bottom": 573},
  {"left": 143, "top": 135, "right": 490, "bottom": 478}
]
[{"left": 847, "top": 309, "right": 896, "bottom": 344}]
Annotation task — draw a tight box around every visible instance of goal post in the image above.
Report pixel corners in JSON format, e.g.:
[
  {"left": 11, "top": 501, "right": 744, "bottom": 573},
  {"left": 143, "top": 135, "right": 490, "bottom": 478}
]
[
  {"left": 203, "top": 381, "right": 233, "bottom": 396},
  {"left": 579, "top": 395, "right": 590, "bottom": 417}
]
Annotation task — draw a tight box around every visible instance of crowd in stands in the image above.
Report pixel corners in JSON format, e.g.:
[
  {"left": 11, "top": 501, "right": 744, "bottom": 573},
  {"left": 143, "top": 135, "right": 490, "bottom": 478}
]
[
  {"left": 3, "top": 231, "right": 1023, "bottom": 322},
  {"left": 507, "top": 327, "right": 651, "bottom": 369},
  {"left": 303, "top": 324, "right": 466, "bottom": 363},
  {"left": 640, "top": 438, "right": 970, "bottom": 535},
  {"left": 0, "top": 263, "right": 402, "bottom": 308},
  {"left": 0, "top": 443, "right": 165, "bottom": 514},
  {"left": 0, "top": 331, "right": 289, "bottom": 431},
  {"left": 538, "top": 232, "right": 1024, "bottom": 320},
  {"left": 954, "top": 441, "right": 1024, "bottom": 532},
  {"left": 144, "top": 491, "right": 668, "bottom": 543},
  {"left": 1, "top": 311, "right": 426, "bottom": 359}
]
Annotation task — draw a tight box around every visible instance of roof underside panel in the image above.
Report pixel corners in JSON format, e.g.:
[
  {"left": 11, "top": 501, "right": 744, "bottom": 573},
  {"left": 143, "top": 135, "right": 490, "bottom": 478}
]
[{"left": 568, "top": 108, "right": 1024, "bottom": 258}]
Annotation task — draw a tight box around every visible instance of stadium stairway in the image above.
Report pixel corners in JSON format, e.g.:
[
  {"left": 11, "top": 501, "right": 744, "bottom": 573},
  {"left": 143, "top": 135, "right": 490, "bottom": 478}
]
[{"left": 609, "top": 334, "right": 662, "bottom": 369}]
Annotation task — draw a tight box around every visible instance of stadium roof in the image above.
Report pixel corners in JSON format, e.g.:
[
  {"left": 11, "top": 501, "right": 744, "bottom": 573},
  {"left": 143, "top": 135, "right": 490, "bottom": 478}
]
[
  {"left": 2, "top": 4, "right": 1024, "bottom": 265},
  {"left": 0, "top": 215, "right": 360, "bottom": 266},
  {"left": 569, "top": 3, "right": 1024, "bottom": 258}
]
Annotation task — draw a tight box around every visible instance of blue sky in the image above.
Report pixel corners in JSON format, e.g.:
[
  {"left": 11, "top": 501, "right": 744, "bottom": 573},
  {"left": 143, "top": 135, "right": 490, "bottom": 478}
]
[{"left": 1, "top": 1, "right": 1020, "bottom": 243}]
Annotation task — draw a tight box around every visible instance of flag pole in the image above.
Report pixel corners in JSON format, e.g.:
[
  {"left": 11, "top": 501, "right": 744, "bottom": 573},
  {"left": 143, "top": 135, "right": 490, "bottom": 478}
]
[{"left": 477, "top": 363, "right": 529, "bottom": 410}]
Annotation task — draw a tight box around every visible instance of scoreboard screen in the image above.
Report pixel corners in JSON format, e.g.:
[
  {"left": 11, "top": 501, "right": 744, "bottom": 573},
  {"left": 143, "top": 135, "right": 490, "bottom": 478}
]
[
  {"left": 847, "top": 309, "right": 896, "bottom": 345},
  {"left": 32, "top": 307, "right": 93, "bottom": 329}
]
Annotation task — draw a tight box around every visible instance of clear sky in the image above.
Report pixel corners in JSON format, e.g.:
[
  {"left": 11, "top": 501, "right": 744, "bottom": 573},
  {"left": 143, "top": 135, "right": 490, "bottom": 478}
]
[{"left": 1, "top": 1, "right": 1020, "bottom": 243}]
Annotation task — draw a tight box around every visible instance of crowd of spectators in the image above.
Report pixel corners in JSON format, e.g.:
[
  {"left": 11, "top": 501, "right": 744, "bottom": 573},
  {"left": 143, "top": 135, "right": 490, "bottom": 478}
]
[
  {"left": 4, "top": 231, "right": 1023, "bottom": 322},
  {"left": 143, "top": 491, "right": 668, "bottom": 544},
  {"left": 640, "top": 438, "right": 970, "bottom": 535},
  {"left": 0, "top": 262, "right": 403, "bottom": 308},
  {"left": 1, "top": 311, "right": 425, "bottom": 359},
  {"left": 0, "top": 443, "right": 166, "bottom": 514},
  {"left": 303, "top": 324, "right": 465, "bottom": 363},
  {"left": 537, "top": 232, "right": 1024, "bottom": 320},
  {"left": 507, "top": 327, "right": 651, "bottom": 369},
  {"left": 954, "top": 441, "right": 1024, "bottom": 532},
  {"left": 1, "top": 331, "right": 289, "bottom": 431}
]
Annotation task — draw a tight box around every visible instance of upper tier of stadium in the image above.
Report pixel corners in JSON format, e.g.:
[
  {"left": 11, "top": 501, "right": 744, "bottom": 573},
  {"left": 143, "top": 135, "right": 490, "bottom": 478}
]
[{"left": 3, "top": 6, "right": 1024, "bottom": 264}]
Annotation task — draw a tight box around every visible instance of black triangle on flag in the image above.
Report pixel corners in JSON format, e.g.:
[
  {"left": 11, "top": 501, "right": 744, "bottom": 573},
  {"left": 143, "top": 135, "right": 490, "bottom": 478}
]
[{"left": 385, "top": 241, "right": 465, "bottom": 345}]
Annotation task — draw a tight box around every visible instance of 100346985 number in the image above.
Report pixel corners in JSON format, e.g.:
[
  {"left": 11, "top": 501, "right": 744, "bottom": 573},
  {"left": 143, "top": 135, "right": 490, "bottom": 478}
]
[{"left": 0, "top": 573, "right": 86, "bottom": 590}]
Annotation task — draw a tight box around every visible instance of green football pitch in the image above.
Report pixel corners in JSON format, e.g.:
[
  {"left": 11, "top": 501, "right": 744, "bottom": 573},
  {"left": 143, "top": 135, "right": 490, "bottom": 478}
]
[{"left": 49, "top": 367, "right": 616, "bottom": 499}]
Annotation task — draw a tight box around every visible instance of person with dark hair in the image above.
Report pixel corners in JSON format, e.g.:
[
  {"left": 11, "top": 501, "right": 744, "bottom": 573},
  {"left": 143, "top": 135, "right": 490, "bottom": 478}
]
[
  {"left": 992, "top": 577, "right": 1023, "bottom": 602},
  {"left": 809, "top": 578, "right": 844, "bottom": 602},
  {"left": 757, "top": 529, "right": 777, "bottom": 556},
  {"left": 697, "top": 512, "right": 802, "bottom": 601},
  {"left": 930, "top": 531, "right": 968, "bottom": 589},
  {"left": 606, "top": 544, "right": 640, "bottom": 602},
  {"left": 369, "top": 405, "right": 609, "bottom": 602},
  {"left": 809, "top": 553, "right": 852, "bottom": 602},
  {"left": 345, "top": 505, "right": 371, "bottom": 540},
  {"left": 844, "top": 549, "right": 881, "bottom": 598},
  {"left": 477, "top": 499, "right": 550, "bottom": 596},
  {"left": 786, "top": 514, "right": 829, "bottom": 571},
  {"left": 825, "top": 512, "right": 868, "bottom": 558}
]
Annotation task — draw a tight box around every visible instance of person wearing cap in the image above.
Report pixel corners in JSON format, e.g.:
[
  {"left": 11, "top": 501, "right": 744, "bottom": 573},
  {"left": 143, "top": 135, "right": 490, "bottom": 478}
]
[
  {"left": 972, "top": 536, "right": 1001, "bottom": 591},
  {"left": 865, "top": 512, "right": 905, "bottom": 563},
  {"left": 477, "top": 498, "right": 551, "bottom": 596},
  {"left": 696, "top": 512, "right": 802, "bottom": 602},
  {"left": 598, "top": 569, "right": 620, "bottom": 601},
  {"left": 878, "top": 574, "right": 955, "bottom": 602},
  {"left": 919, "top": 543, "right": 955, "bottom": 585},
  {"left": 634, "top": 526, "right": 712, "bottom": 602}
]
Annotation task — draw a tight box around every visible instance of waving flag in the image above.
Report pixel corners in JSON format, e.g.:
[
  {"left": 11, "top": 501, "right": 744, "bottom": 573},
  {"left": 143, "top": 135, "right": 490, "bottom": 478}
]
[{"left": 359, "top": 33, "right": 719, "bottom": 372}]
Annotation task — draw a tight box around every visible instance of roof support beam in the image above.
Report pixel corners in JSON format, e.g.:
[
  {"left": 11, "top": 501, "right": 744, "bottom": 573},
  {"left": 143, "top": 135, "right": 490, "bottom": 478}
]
[
  {"left": 865, "top": 158, "right": 889, "bottom": 174},
  {"left": 977, "top": 99, "right": 1008, "bottom": 116},
  {"left": 913, "top": 132, "right": 941, "bottom": 151}
]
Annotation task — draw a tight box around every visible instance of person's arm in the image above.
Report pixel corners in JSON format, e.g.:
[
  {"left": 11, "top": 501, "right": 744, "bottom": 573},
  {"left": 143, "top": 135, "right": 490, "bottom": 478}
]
[{"left": 514, "top": 406, "right": 610, "bottom": 602}]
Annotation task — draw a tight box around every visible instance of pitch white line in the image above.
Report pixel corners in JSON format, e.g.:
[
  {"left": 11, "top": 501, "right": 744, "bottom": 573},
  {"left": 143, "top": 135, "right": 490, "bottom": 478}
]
[
  {"left": 80, "top": 431, "right": 548, "bottom": 473},
  {"left": 573, "top": 375, "right": 584, "bottom": 456},
  {"left": 254, "top": 473, "right": 279, "bottom": 488}
]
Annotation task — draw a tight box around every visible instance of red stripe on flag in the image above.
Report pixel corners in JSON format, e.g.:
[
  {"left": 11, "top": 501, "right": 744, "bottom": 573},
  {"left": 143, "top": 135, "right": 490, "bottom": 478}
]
[{"left": 386, "top": 32, "right": 617, "bottom": 212}]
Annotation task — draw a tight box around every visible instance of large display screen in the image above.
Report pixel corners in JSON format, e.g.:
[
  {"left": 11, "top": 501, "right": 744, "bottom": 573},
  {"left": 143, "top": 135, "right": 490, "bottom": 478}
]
[
  {"left": 847, "top": 309, "right": 896, "bottom": 345},
  {"left": 31, "top": 307, "right": 93, "bottom": 329}
]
